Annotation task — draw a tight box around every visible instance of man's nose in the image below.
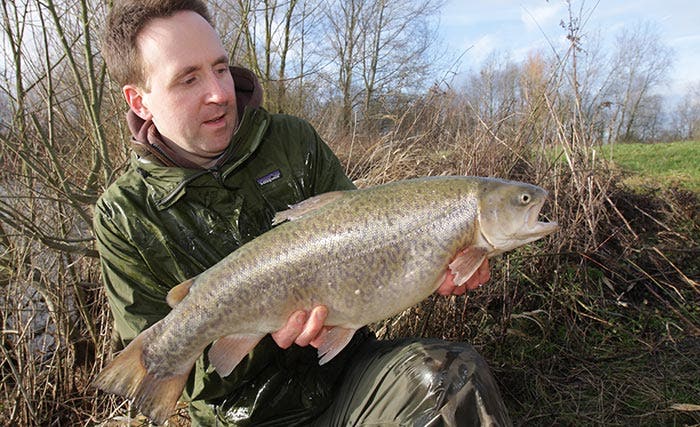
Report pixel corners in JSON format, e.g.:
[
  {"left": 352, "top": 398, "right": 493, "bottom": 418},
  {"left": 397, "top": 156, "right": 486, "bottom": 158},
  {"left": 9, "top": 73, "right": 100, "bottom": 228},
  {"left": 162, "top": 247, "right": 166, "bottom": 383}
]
[{"left": 205, "top": 74, "right": 230, "bottom": 104}]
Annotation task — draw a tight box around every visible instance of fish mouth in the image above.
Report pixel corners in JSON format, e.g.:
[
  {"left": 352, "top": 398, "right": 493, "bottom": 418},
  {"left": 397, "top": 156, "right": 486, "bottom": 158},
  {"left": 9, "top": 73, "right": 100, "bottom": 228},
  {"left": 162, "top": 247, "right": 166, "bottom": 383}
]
[{"left": 525, "top": 198, "right": 559, "bottom": 237}]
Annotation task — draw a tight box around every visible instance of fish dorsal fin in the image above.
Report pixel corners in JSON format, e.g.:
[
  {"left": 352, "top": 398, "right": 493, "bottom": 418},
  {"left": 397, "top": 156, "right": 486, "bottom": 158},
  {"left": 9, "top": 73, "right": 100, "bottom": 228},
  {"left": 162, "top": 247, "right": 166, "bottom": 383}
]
[
  {"left": 272, "top": 191, "right": 347, "bottom": 226},
  {"left": 448, "top": 247, "right": 488, "bottom": 287},
  {"left": 166, "top": 278, "right": 195, "bottom": 308},
  {"left": 208, "top": 334, "right": 264, "bottom": 377}
]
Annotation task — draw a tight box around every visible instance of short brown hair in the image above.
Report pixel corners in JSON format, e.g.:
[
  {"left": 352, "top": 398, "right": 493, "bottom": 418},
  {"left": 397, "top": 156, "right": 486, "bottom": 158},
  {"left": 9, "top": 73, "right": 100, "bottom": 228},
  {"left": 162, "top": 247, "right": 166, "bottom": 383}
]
[{"left": 101, "top": 0, "right": 212, "bottom": 87}]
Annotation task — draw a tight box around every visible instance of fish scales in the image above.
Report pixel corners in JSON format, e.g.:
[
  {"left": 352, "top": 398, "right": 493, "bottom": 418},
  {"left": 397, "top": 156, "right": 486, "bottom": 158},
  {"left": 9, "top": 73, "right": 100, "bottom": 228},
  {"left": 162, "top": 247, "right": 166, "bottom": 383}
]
[
  {"left": 95, "top": 176, "right": 559, "bottom": 425},
  {"left": 147, "top": 178, "right": 478, "bottom": 372}
]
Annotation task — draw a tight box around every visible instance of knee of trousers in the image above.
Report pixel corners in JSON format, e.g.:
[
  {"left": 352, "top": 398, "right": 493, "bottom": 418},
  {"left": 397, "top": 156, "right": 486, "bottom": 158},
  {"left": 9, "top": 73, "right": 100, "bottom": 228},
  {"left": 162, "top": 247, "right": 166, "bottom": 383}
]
[
  {"left": 410, "top": 340, "right": 512, "bottom": 426},
  {"left": 406, "top": 340, "right": 489, "bottom": 390}
]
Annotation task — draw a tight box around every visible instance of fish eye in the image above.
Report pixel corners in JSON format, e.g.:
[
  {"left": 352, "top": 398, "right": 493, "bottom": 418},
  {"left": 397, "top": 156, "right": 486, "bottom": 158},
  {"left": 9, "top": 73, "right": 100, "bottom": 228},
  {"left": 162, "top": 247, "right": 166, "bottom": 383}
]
[{"left": 520, "top": 193, "right": 531, "bottom": 204}]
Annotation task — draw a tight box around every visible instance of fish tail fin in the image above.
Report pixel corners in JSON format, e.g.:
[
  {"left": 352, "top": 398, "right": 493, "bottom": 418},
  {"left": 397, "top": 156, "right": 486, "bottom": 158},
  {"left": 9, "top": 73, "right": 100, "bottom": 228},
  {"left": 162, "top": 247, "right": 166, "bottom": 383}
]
[
  {"left": 94, "top": 331, "right": 191, "bottom": 425},
  {"left": 132, "top": 370, "right": 190, "bottom": 425},
  {"left": 94, "top": 333, "right": 150, "bottom": 399}
]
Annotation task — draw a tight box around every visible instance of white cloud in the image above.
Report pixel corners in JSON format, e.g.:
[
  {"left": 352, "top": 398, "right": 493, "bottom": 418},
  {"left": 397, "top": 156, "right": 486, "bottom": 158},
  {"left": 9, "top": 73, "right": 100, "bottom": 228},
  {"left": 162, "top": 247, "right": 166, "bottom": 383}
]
[
  {"left": 521, "top": 3, "right": 563, "bottom": 32},
  {"left": 470, "top": 34, "right": 498, "bottom": 64}
]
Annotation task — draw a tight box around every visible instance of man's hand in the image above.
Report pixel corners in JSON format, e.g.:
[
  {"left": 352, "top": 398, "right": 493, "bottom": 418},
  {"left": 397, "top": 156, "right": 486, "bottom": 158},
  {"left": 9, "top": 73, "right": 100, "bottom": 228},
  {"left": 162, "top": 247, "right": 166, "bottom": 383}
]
[
  {"left": 436, "top": 258, "right": 490, "bottom": 296},
  {"left": 271, "top": 305, "right": 329, "bottom": 349}
]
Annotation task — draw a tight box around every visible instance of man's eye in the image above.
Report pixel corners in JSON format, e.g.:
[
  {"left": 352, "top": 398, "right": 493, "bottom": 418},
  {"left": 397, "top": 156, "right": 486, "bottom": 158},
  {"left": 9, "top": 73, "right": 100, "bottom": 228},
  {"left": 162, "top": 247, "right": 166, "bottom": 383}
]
[{"left": 183, "top": 76, "right": 197, "bottom": 85}]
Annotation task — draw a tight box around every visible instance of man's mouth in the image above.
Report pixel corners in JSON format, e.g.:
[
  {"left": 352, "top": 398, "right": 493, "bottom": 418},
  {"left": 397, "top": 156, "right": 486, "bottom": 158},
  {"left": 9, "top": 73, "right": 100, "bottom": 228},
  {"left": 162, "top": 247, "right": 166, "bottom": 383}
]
[{"left": 204, "top": 113, "right": 226, "bottom": 125}]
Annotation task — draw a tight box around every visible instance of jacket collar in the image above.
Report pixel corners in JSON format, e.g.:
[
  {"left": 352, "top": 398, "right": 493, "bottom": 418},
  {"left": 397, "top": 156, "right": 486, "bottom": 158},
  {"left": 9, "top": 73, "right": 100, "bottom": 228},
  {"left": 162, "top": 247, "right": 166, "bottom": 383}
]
[{"left": 134, "top": 106, "right": 270, "bottom": 210}]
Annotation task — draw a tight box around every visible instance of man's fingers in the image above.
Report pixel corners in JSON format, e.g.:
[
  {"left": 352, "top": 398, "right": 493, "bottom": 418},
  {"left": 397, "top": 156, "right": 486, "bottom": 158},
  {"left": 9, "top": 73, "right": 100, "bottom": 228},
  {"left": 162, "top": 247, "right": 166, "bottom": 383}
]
[
  {"left": 436, "top": 272, "right": 455, "bottom": 296},
  {"left": 451, "top": 284, "right": 468, "bottom": 295},
  {"left": 271, "top": 310, "right": 307, "bottom": 349},
  {"left": 309, "top": 327, "right": 332, "bottom": 349},
  {"left": 295, "top": 305, "right": 328, "bottom": 347},
  {"left": 438, "top": 258, "right": 491, "bottom": 295},
  {"left": 464, "top": 258, "right": 490, "bottom": 290},
  {"left": 480, "top": 259, "right": 491, "bottom": 283}
]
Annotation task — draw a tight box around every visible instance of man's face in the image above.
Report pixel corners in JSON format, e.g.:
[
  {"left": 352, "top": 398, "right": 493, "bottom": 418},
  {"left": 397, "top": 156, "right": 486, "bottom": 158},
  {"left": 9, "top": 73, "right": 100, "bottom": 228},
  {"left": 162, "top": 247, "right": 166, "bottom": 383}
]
[{"left": 125, "top": 11, "right": 237, "bottom": 168}]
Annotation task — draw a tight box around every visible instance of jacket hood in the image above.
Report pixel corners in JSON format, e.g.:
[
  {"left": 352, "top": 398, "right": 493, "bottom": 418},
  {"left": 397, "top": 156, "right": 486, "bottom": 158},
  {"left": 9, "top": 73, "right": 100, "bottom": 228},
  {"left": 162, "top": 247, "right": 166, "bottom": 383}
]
[{"left": 128, "top": 66, "right": 264, "bottom": 169}]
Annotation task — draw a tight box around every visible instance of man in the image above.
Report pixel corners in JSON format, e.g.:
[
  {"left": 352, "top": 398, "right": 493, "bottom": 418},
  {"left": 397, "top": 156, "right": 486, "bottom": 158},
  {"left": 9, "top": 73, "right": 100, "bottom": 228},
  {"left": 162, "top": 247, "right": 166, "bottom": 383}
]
[{"left": 95, "top": 0, "right": 511, "bottom": 425}]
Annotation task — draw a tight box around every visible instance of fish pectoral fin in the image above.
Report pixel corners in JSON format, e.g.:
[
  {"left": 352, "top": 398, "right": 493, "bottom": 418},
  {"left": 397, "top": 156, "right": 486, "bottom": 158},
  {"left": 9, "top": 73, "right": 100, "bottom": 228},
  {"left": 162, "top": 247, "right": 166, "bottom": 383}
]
[
  {"left": 448, "top": 247, "right": 488, "bottom": 287},
  {"left": 272, "top": 191, "right": 347, "bottom": 226},
  {"left": 316, "top": 327, "right": 357, "bottom": 365},
  {"left": 208, "top": 334, "right": 264, "bottom": 377},
  {"left": 166, "top": 278, "right": 195, "bottom": 308}
]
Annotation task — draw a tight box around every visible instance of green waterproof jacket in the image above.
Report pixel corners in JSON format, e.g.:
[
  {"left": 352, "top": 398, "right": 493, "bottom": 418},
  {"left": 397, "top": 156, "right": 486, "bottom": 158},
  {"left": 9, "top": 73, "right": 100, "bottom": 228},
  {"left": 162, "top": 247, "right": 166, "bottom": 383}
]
[{"left": 93, "top": 68, "right": 364, "bottom": 426}]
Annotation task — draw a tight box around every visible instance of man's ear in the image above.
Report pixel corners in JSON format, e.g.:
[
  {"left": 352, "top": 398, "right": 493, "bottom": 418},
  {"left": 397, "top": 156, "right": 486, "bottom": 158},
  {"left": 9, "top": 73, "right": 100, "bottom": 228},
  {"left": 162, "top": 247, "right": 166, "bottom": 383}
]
[{"left": 123, "top": 84, "right": 152, "bottom": 120}]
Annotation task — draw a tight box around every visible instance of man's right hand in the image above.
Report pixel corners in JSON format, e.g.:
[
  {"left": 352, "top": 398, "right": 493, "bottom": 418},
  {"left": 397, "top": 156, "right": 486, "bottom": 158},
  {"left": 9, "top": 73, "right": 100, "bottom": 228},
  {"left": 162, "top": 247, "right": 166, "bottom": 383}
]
[{"left": 271, "top": 305, "right": 329, "bottom": 349}]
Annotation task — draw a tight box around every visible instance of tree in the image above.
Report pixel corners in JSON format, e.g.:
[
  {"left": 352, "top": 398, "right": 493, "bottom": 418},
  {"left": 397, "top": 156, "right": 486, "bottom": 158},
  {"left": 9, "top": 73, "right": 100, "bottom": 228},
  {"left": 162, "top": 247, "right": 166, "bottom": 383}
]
[
  {"left": 0, "top": 0, "right": 122, "bottom": 422},
  {"left": 212, "top": 0, "right": 325, "bottom": 115},
  {"left": 324, "top": 0, "right": 443, "bottom": 131},
  {"left": 461, "top": 52, "right": 521, "bottom": 137},
  {"left": 607, "top": 22, "right": 674, "bottom": 142},
  {"left": 324, "top": 0, "right": 364, "bottom": 129},
  {"left": 358, "top": 0, "right": 441, "bottom": 126},
  {"left": 670, "top": 81, "right": 700, "bottom": 140}
]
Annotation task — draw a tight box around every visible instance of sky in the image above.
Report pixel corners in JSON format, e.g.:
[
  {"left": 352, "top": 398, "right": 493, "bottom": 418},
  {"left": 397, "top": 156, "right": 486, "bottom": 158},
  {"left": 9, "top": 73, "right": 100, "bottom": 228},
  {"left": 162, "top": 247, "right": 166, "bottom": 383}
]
[{"left": 438, "top": 0, "right": 700, "bottom": 98}]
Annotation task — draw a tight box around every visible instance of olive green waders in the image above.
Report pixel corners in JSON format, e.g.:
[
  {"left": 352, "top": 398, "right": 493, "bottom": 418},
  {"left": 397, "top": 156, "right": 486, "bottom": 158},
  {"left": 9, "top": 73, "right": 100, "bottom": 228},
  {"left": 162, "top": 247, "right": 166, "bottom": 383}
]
[
  {"left": 311, "top": 338, "right": 512, "bottom": 427},
  {"left": 201, "top": 338, "right": 512, "bottom": 426}
]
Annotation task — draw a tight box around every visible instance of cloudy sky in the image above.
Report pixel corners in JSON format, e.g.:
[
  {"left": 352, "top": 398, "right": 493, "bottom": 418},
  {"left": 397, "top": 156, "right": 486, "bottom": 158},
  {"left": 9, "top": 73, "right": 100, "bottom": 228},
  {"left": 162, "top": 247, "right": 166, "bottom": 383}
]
[{"left": 438, "top": 0, "right": 700, "bottom": 97}]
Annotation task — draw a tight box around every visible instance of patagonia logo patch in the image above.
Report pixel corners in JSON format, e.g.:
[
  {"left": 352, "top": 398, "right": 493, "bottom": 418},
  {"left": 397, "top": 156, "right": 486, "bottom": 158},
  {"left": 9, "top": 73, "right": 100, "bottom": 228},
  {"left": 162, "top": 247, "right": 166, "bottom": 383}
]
[{"left": 256, "top": 170, "right": 282, "bottom": 186}]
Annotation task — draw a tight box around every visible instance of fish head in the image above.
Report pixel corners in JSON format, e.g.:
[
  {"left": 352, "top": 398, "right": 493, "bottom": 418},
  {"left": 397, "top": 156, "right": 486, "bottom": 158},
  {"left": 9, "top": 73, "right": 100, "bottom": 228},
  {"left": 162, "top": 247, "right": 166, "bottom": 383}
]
[{"left": 476, "top": 179, "right": 559, "bottom": 255}]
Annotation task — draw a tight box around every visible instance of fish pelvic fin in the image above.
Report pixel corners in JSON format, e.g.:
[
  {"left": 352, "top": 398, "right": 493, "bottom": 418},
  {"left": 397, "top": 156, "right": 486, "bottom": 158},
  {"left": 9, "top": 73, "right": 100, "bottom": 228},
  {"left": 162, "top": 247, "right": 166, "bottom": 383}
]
[
  {"left": 316, "top": 327, "right": 357, "bottom": 365},
  {"left": 94, "top": 330, "right": 192, "bottom": 426},
  {"left": 449, "top": 247, "right": 488, "bottom": 287},
  {"left": 208, "top": 334, "right": 264, "bottom": 377},
  {"left": 166, "top": 278, "right": 194, "bottom": 308},
  {"left": 272, "top": 191, "right": 346, "bottom": 226}
]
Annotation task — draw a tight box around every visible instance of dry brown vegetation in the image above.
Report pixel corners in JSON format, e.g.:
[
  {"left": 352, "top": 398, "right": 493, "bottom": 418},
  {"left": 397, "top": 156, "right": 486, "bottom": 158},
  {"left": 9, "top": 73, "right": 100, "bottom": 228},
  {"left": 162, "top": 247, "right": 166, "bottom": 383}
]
[{"left": 1, "top": 1, "right": 698, "bottom": 426}]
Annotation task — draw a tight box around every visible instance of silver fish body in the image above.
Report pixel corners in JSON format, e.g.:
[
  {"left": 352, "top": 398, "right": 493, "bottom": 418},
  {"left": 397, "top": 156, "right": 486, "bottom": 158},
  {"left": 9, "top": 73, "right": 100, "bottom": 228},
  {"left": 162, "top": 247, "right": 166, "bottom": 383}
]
[{"left": 95, "top": 176, "right": 558, "bottom": 424}]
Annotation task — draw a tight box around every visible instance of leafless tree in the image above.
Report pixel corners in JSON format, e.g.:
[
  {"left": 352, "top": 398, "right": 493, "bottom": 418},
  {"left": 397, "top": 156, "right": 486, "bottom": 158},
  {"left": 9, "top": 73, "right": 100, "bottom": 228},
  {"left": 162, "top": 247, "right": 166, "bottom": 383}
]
[
  {"left": 212, "top": 0, "right": 327, "bottom": 115},
  {"left": 358, "top": 0, "right": 442, "bottom": 125},
  {"left": 324, "top": 0, "right": 443, "bottom": 131},
  {"left": 607, "top": 22, "right": 674, "bottom": 142},
  {"left": 1, "top": 0, "right": 123, "bottom": 424},
  {"left": 670, "top": 81, "right": 700, "bottom": 140},
  {"left": 460, "top": 52, "right": 521, "bottom": 139}
]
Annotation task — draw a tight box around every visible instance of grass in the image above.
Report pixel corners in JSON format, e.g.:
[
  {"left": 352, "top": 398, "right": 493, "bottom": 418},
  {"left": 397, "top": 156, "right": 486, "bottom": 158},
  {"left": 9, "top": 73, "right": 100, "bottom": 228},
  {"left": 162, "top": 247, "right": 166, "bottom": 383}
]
[{"left": 599, "top": 140, "right": 700, "bottom": 193}]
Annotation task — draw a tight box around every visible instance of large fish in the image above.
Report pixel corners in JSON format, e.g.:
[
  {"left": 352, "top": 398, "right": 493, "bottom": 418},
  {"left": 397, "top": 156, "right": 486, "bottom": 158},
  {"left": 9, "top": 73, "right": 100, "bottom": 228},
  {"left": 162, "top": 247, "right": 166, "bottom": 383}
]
[{"left": 95, "top": 176, "right": 558, "bottom": 424}]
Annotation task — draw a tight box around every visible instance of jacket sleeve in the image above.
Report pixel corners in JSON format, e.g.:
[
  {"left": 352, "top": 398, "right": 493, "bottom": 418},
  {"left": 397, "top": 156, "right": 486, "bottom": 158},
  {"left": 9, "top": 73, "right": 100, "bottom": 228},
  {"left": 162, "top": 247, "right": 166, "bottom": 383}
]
[{"left": 93, "top": 196, "right": 172, "bottom": 348}]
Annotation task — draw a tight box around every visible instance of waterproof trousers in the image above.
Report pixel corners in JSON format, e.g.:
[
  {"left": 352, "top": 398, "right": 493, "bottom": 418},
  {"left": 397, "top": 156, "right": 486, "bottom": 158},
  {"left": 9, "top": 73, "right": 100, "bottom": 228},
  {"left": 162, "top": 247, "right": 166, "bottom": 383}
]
[
  {"left": 192, "top": 337, "right": 512, "bottom": 426},
  {"left": 310, "top": 338, "right": 512, "bottom": 427}
]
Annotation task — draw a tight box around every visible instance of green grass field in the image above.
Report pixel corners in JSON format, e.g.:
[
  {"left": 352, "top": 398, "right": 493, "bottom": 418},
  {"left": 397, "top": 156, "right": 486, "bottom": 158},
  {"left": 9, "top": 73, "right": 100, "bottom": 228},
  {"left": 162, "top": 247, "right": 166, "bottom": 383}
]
[{"left": 599, "top": 140, "right": 700, "bottom": 193}]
